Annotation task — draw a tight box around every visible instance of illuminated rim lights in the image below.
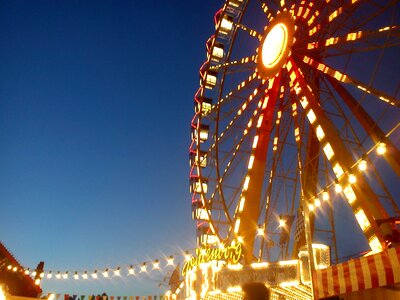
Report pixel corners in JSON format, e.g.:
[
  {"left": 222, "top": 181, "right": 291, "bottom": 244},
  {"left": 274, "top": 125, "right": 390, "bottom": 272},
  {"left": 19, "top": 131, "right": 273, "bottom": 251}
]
[{"left": 257, "top": 13, "right": 295, "bottom": 78}]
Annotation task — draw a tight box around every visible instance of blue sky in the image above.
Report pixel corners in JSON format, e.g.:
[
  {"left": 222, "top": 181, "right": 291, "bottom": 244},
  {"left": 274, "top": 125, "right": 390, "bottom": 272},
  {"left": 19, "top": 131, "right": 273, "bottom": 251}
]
[
  {"left": 0, "top": 0, "right": 219, "bottom": 296},
  {"left": 0, "top": 0, "right": 399, "bottom": 298}
]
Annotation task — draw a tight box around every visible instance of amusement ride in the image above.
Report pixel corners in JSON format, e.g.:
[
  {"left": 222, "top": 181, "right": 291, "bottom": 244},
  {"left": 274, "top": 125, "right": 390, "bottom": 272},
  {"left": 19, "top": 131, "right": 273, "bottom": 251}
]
[
  {"left": 188, "top": 0, "right": 400, "bottom": 299},
  {"left": 1, "top": 1, "right": 400, "bottom": 300}
]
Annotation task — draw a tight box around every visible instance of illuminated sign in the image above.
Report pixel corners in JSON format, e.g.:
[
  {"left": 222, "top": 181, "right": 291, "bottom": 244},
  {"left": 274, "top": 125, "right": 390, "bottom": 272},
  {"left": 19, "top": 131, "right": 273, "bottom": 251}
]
[{"left": 182, "top": 243, "right": 242, "bottom": 276}]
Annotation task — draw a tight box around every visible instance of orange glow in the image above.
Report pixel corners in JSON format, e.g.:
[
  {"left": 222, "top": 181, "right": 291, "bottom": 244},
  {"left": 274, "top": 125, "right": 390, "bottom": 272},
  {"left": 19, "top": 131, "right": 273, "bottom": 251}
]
[
  {"left": 261, "top": 23, "right": 288, "bottom": 68},
  {"left": 0, "top": 286, "right": 5, "bottom": 300},
  {"left": 377, "top": 142, "right": 386, "bottom": 155}
]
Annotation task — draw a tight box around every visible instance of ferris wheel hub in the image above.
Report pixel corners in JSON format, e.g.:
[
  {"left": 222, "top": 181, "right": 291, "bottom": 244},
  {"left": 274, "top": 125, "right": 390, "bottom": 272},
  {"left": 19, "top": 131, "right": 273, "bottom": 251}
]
[{"left": 257, "top": 12, "right": 295, "bottom": 78}]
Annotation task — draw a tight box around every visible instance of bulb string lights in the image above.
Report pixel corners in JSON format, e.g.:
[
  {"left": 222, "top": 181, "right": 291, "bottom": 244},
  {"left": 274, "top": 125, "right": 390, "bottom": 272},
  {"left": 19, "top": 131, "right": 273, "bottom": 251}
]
[
  {"left": 303, "top": 123, "right": 398, "bottom": 211},
  {"left": 2, "top": 252, "right": 192, "bottom": 281}
]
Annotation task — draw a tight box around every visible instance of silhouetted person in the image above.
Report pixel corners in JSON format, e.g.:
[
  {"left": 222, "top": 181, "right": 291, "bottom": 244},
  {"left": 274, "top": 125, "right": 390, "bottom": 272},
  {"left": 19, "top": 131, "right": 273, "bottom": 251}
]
[{"left": 242, "top": 282, "right": 270, "bottom": 300}]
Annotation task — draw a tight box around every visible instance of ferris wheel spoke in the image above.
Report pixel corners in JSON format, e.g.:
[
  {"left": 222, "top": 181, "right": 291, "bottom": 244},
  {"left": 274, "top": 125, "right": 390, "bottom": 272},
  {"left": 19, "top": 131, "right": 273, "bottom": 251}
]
[
  {"left": 209, "top": 55, "right": 257, "bottom": 72},
  {"left": 237, "top": 24, "right": 262, "bottom": 40},
  {"left": 209, "top": 85, "right": 265, "bottom": 154},
  {"left": 258, "top": 0, "right": 283, "bottom": 20},
  {"left": 324, "top": 74, "right": 400, "bottom": 177},
  {"left": 300, "top": 55, "right": 400, "bottom": 107},
  {"left": 210, "top": 102, "right": 265, "bottom": 223},
  {"left": 305, "top": 25, "right": 400, "bottom": 51},
  {"left": 230, "top": 75, "right": 282, "bottom": 263},
  {"left": 214, "top": 72, "right": 259, "bottom": 108},
  {"left": 309, "top": 0, "right": 361, "bottom": 37},
  {"left": 287, "top": 57, "right": 395, "bottom": 252}
]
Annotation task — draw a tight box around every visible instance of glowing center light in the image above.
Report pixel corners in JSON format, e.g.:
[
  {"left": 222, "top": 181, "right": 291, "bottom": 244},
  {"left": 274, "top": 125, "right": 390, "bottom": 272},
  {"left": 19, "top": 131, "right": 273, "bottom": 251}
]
[{"left": 261, "top": 23, "right": 288, "bottom": 68}]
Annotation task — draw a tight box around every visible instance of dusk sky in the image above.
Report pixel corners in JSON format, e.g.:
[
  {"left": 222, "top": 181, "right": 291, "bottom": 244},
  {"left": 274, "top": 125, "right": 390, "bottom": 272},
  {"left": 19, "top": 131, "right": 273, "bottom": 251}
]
[
  {"left": 1, "top": 0, "right": 399, "bottom": 298},
  {"left": 0, "top": 0, "right": 220, "bottom": 296}
]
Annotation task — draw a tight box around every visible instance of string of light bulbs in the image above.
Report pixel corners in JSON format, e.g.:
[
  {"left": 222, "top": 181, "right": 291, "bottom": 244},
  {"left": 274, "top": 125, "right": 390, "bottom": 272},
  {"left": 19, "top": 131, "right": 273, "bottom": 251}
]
[
  {"left": 302, "top": 121, "right": 399, "bottom": 212},
  {"left": 3, "top": 250, "right": 194, "bottom": 283}
]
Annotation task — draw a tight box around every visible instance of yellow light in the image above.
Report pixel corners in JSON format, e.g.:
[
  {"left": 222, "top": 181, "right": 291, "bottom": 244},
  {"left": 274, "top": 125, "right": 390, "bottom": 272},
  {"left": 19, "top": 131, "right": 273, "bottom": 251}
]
[
  {"left": 314, "top": 198, "right": 321, "bottom": 207},
  {"left": 140, "top": 263, "right": 147, "bottom": 273},
  {"left": 227, "top": 286, "right": 242, "bottom": 293},
  {"left": 243, "top": 176, "right": 250, "bottom": 190},
  {"left": 7, "top": 265, "right": 12, "bottom": 270},
  {"left": 74, "top": 272, "right": 79, "bottom": 280},
  {"left": 35, "top": 278, "right": 41, "bottom": 286},
  {"left": 0, "top": 286, "right": 5, "bottom": 300},
  {"left": 358, "top": 159, "right": 367, "bottom": 171},
  {"left": 24, "top": 269, "right": 30, "bottom": 275},
  {"left": 261, "top": 23, "right": 288, "bottom": 68},
  {"left": 62, "top": 272, "right": 68, "bottom": 279},
  {"left": 91, "top": 271, "right": 98, "bottom": 279},
  {"left": 167, "top": 256, "right": 174, "bottom": 266},
  {"left": 56, "top": 272, "right": 61, "bottom": 279},
  {"left": 82, "top": 272, "right": 88, "bottom": 280},
  {"left": 102, "top": 269, "right": 109, "bottom": 278},
  {"left": 335, "top": 182, "right": 342, "bottom": 193},
  {"left": 279, "top": 280, "right": 299, "bottom": 287},
  {"left": 279, "top": 218, "right": 286, "bottom": 227},
  {"left": 237, "top": 236, "right": 244, "bottom": 243},
  {"left": 220, "top": 16, "right": 233, "bottom": 32},
  {"left": 343, "top": 185, "right": 357, "bottom": 204},
  {"left": 153, "top": 260, "right": 160, "bottom": 270},
  {"left": 114, "top": 267, "right": 121, "bottom": 276},
  {"left": 248, "top": 155, "right": 255, "bottom": 169},
  {"left": 349, "top": 174, "right": 357, "bottom": 184},
  {"left": 323, "top": 143, "right": 334, "bottom": 160},
  {"left": 308, "top": 203, "right": 315, "bottom": 211},
  {"left": 252, "top": 135, "right": 259, "bottom": 148},
  {"left": 333, "top": 163, "right": 344, "bottom": 177},
  {"left": 238, "top": 197, "right": 246, "bottom": 212},
  {"left": 212, "top": 45, "right": 224, "bottom": 61},
  {"left": 322, "top": 191, "right": 329, "bottom": 201},
  {"left": 185, "top": 251, "right": 191, "bottom": 261},
  {"left": 278, "top": 260, "right": 298, "bottom": 266},
  {"left": 316, "top": 125, "right": 325, "bottom": 140},
  {"left": 306, "top": 109, "right": 316, "bottom": 124},
  {"left": 48, "top": 294, "right": 55, "bottom": 300},
  {"left": 251, "top": 262, "right": 269, "bottom": 269},
  {"left": 368, "top": 236, "right": 383, "bottom": 253},
  {"left": 47, "top": 272, "right": 52, "bottom": 279},
  {"left": 377, "top": 142, "right": 386, "bottom": 155},
  {"left": 355, "top": 209, "right": 371, "bottom": 231},
  {"left": 234, "top": 218, "right": 241, "bottom": 233},
  {"left": 257, "top": 226, "right": 264, "bottom": 236},
  {"left": 227, "top": 264, "right": 243, "bottom": 270},
  {"left": 128, "top": 266, "right": 135, "bottom": 275}
]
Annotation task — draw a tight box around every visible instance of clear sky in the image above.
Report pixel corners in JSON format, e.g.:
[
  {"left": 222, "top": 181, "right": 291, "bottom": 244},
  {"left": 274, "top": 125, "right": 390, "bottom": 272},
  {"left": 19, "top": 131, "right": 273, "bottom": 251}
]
[
  {"left": 0, "top": 0, "right": 220, "bottom": 296},
  {"left": 0, "top": 0, "right": 399, "bottom": 298}
]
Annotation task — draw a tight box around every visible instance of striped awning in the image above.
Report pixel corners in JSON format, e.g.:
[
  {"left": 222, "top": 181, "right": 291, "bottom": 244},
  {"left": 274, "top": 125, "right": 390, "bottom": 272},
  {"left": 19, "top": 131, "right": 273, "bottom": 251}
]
[{"left": 313, "top": 246, "right": 400, "bottom": 299}]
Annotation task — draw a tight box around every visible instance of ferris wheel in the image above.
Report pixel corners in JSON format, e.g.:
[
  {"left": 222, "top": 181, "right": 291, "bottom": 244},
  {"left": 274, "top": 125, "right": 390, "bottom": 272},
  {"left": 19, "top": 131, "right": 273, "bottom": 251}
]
[{"left": 189, "top": 0, "right": 400, "bottom": 267}]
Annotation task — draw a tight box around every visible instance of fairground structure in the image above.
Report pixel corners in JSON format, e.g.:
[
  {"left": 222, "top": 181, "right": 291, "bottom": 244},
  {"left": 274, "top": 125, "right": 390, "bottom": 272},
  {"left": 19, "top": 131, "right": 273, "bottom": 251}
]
[
  {"left": 187, "top": 0, "right": 400, "bottom": 299},
  {"left": 1, "top": 1, "right": 399, "bottom": 300}
]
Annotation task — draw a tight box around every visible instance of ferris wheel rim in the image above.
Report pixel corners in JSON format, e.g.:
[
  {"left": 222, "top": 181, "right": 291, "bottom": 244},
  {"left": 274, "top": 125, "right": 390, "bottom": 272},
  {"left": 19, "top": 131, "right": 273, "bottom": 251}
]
[{"left": 190, "top": 0, "right": 400, "bottom": 263}]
